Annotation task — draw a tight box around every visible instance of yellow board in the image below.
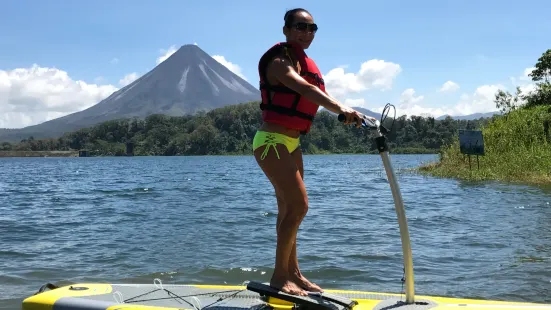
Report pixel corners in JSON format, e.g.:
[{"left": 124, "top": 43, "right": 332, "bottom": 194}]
[{"left": 22, "top": 283, "right": 551, "bottom": 310}]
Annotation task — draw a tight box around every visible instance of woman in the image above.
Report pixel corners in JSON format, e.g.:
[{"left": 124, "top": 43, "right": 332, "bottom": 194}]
[{"left": 252, "top": 8, "right": 370, "bottom": 296}]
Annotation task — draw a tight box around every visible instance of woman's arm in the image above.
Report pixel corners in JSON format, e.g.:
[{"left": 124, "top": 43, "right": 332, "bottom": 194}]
[{"left": 268, "top": 56, "right": 362, "bottom": 126}]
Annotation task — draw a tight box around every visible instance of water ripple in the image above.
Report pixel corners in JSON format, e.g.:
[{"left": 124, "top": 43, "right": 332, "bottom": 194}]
[{"left": 1, "top": 154, "right": 550, "bottom": 308}]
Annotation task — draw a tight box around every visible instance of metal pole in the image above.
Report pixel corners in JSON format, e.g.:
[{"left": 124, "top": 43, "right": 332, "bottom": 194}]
[
  {"left": 380, "top": 150, "right": 415, "bottom": 304},
  {"left": 337, "top": 111, "right": 415, "bottom": 303}
]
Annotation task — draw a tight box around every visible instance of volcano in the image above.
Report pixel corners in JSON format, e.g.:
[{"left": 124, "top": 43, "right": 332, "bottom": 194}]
[{"left": 0, "top": 44, "right": 261, "bottom": 142}]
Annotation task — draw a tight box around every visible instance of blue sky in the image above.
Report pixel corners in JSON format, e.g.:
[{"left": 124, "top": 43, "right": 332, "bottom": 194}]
[{"left": 1, "top": 0, "right": 549, "bottom": 128}]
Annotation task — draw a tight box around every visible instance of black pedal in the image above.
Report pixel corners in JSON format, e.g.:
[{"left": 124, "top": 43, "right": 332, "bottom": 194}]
[{"left": 246, "top": 281, "right": 357, "bottom": 310}]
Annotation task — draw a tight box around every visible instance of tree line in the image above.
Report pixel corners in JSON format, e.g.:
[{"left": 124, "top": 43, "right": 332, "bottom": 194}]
[
  {"left": 494, "top": 49, "right": 551, "bottom": 114},
  {"left": 0, "top": 102, "right": 492, "bottom": 156}
]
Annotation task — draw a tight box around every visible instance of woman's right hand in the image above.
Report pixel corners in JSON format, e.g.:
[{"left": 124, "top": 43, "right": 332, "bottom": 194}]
[{"left": 339, "top": 106, "right": 364, "bottom": 128}]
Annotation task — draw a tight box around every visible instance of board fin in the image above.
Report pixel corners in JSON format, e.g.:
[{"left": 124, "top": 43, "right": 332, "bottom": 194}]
[{"left": 246, "top": 281, "right": 358, "bottom": 310}]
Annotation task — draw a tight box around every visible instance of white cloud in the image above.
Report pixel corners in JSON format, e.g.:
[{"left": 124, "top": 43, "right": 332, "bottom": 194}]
[
  {"left": 370, "top": 85, "right": 505, "bottom": 119},
  {"left": 0, "top": 65, "right": 117, "bottom": 128},
  {"left": 324, "top": 59, "right": 402, "bottom": 98},
  {"left": 510, "top": 67, "right": 538, "bottom": 98},
  {"left": 519, "top": 83, "right": 537, "bottom": 95},
  {"left": 212, "top": 55, "right": 247, "bottom": 80},
  {"left": 452, "top": 84, "right": 504, "bottom": 115},
  {"left": 321, "top": 59, "right": 504, "bottom": 119},
  {"left": 520, "top": 67, "right": 535, "bottom": 81},
  {"left": 439, "top": 80, "right": 459, "bottom": 92},
  {"left": 400, "top": 88, "right": 424, "bottom": 106},
  {"left": 156, "top": 45, "right": 177, "bottom": 64},
  {"left": 341, "top": 67, "right": 540, "bottom": 119},
  {"left": 119, "top": 73, "right": 139, "bottom": 87},
  {"left": 110, "top": 58, "right": 119, "bottom": 65},
  {"left": 390, "top": 88, "right": 446, "bottom": 118}
]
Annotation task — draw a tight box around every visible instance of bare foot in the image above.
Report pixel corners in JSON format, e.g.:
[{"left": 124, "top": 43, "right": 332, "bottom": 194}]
[
  {"left": 291, "top": 272, "right": 323, "bottom": 293},
  {"left": 270, "top": 275, "right": 308, "bottom": 296}
]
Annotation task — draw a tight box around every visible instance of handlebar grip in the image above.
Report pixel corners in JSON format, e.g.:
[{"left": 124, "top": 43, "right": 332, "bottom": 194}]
[
  {"left": 338, "top": 114, "right": 357, "bottom": 122},
  {"left": 338, "top": 113, "right": 379, "bottom": 129}
]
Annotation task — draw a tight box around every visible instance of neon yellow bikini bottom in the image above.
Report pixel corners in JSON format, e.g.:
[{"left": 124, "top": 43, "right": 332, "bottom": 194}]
[{"left": 252, "top": 131, "right": 300, "bottom": 160}]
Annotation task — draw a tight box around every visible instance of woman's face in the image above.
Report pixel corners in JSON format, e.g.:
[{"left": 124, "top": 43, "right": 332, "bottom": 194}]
[{"left": 284, "top": 12, "right": 318, "bottom": 50}]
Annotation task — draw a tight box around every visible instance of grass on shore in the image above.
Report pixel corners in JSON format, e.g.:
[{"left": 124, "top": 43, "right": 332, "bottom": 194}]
[{"left": 418, "top": 105, "right": 551, "bottom": 185}]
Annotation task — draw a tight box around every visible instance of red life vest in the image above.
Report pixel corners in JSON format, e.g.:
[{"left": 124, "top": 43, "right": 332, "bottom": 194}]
[{"left": 258, "top": 42, "right": 325, "bottom": 134}]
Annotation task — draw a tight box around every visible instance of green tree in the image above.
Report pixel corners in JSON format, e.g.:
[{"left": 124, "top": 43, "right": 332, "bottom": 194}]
[
  {"left": 495, "top": 87, "right": 523, "bottom": 114},
  {"left": 529, "top": 49, "right": 551, "bottom": 83}
]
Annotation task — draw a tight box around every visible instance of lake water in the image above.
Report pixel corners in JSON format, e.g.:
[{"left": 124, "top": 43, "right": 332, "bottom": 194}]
[{"left": 1, "top": 154, "right": 551, "bottom": 309}]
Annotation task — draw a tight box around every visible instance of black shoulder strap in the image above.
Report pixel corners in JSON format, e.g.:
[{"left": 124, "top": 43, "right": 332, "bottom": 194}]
[
  {"left": 301, "top": 71, "right": 325, "bottom": 86},
  {"left": 258, "top": 43, "right": 299, "bottom": 95}
]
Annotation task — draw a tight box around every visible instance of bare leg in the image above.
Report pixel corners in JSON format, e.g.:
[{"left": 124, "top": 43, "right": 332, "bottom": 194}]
[
  {"left": 288, "top": 147, "right": 323, "bottom": 292},
  {"left": 275, "top": 188, "right": 321, "bottom": 293},
  {"left": 255, "top": 143, "right": 308, "bottom": 296}
]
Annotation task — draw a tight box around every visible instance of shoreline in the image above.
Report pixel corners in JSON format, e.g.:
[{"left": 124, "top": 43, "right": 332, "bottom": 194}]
[
  {"left": 0, "top": 149, "right": 440, "bottom": 158},
  {"left": 416, "top": 160, "right": 551, "bottom": 186},
  {"left": 0, "top": 150, "right": 80, "bottom": 157}
]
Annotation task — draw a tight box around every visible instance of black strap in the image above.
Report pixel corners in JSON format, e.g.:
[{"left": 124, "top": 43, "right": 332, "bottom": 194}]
[
  {"left": 302, "top": 72, "right": 325, "bottom": 85},
  {"left": 34, "top": 283, "right": 59, "bottom": 295},
  {"left": 259, "top": 103, "right": 314, "bottom": 121},
  {"left": 247, "top": 281, "right": 358, "bottom": 310},
  {"left": 259, "top": 82, "right": 298, "bottom": 95}
]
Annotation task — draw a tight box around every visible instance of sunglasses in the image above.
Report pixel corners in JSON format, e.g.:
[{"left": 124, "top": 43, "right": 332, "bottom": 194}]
[{"left": 290, "top": 22, "right": 318, "bottom": 33}]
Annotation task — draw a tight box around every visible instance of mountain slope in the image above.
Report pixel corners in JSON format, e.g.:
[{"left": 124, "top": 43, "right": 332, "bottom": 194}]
[
  {"left": 436, "top": 111, "right": 499, "bottom": 120},
  {"left": 0, "top": 44, "right": 260, "bottom": 142}
]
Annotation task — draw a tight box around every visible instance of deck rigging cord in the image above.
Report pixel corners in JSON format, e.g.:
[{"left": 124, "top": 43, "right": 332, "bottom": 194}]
[{"left": 112, "top": 278, "right": 251, "bottom": 309}]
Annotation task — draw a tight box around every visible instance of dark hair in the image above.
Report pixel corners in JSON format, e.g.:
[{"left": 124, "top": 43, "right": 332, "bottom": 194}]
[{"left": 284, "top": 8, "right": 311, "bottom": 27}]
